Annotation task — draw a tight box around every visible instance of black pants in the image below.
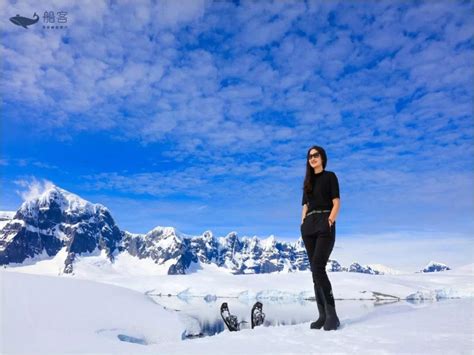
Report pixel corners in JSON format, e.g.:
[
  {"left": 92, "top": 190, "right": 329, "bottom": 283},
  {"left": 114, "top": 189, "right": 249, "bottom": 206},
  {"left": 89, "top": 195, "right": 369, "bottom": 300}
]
[{"left": 300, "top": 212, "right": 336, "bottom": 300}]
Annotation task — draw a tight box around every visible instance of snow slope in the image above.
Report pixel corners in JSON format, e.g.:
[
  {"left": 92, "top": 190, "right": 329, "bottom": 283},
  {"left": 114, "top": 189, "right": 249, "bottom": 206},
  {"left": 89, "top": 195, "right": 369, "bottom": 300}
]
[
  {"left": 159, "top": 298, "right": 474, "bottom": 354},
  {"left": 0, "top": 271, "right": 183, "bottom": 354},
  {"left": 2, "top": 247, "right": 473, "bottom": 354},
  {"left": 1, "top": 270, "right": 472, "bottom": 354}
]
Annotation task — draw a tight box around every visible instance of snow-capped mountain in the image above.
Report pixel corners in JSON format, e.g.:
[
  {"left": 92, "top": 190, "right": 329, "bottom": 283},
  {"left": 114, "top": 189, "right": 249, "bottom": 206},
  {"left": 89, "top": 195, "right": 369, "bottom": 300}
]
[
  {"left": 122, "top": 227, "right": 196, "bottom": 275},
  {"left": 0, "top": 211, "right": 15, "bottom": 220},
  {"left": 1, "top": 184, "right": 431, "bottom": 275},
  {"left": 326, "top": 259, "right": 343, "bottom": 272},
  {"left": 0, "top": 186, "right": 314, "bottom": 275},
  {"left": 0, "top": 211, "right": 15, "bottom": 230},
  {"left": 213, "top": 233, "right": 310, "bottom": 274},
  {"left": 122, "top": 228, "right": 311, "bottom": 275},
  {"left": 346, "top": 262, "right": 382, "bottom": 275},
  {"left": 365, "top": 264, "right": 404, "bottom": 275},
  {"left": 0, "top": 185, "right": 122, "bottom": 273},
  {"left": 420, "top": 261, "right": 451, "bottom": 273}
]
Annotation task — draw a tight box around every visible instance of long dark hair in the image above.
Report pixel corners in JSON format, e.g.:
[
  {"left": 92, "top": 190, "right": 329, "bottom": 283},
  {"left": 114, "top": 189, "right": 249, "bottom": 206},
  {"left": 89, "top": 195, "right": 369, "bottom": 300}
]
[{"left": 303, "top": 145, "right": 328, "bottom": 196}]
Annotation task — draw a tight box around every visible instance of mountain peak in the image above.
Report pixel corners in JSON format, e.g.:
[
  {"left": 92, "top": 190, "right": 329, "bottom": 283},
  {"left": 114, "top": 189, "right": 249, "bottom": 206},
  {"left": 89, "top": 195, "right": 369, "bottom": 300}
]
[
  {"left": 19, "top": 184, "right": 103, "bottom": 218},
  {"left": 148, "top": 226, "right": 180, "bottom": 238},
  {"left": 421, "top": 261, "right": 450, "bottom": 273},
  {"left": 261, "top": 235, "right": 277, "bottom": 249},
  {"left": 1, "top": 183, "right": 121, "bottom": 272}
]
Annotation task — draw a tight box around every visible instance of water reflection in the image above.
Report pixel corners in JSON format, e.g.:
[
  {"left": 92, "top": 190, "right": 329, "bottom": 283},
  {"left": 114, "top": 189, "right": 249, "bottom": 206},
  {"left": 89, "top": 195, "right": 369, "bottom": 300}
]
[{"left": 147, "top": 294, "right": 403, "bottom": 339}]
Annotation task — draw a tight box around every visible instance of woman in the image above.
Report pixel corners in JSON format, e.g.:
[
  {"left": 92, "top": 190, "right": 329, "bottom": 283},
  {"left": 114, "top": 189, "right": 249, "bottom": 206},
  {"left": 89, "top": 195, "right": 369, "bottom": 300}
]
[{"left": 300, "top": 145, "right": 341, "bottom": 331}]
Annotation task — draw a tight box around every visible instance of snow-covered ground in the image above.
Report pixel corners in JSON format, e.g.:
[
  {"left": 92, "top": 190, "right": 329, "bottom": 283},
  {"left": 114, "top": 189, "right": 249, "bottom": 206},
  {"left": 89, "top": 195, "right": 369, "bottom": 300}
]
[
  {"left": 6, "top": 250, "right": 474, "bottom": 301},
  {"left": 0, "top": 271, "right": 184, "bottom": 354},
  {"left": 1, "top": 253, "right": 473, "bottom": 354}
]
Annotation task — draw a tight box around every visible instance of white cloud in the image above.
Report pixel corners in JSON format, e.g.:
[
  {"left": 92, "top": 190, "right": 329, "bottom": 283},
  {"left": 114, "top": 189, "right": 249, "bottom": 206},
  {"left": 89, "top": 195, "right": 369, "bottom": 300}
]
[
  {"left": 2, "top": 0, "right": 470, "bottom": 159},
  {"left": 2, "top": 0, "right": 472, "bottom": 235},
  {"left": 14, "top": 177, "right": 55, "bottom": 201},
  {"left": 154, "top": 0, "right": 208, "bottom": 29}
]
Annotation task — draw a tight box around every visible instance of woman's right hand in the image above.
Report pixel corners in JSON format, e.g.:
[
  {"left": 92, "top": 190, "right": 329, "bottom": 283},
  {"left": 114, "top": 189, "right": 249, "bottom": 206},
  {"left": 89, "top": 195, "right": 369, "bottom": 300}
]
[{"left": 301, "top": 204, "right": 308, "bottom": 227}]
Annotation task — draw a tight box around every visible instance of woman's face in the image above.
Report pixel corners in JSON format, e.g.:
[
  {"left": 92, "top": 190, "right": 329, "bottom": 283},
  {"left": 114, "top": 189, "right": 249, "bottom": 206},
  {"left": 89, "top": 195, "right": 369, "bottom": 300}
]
[{"left": 308, "top": 148, "right": 323, "bottom": 170}]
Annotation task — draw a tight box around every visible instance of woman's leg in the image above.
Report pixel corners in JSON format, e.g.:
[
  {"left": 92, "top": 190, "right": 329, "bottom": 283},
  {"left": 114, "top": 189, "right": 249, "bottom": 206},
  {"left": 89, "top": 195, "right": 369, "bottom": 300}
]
[
  {"left": 311, "top": 224, "right": 340, "bottom": 330},
  {"left": 310, "top": 233, "right": 335, "bottom": 293},
  {"left": 302, "top": 233, "right": 326, "bottom": 329},
  {"left": 302, "top": 219, "right": 339, "bottom": 330}
]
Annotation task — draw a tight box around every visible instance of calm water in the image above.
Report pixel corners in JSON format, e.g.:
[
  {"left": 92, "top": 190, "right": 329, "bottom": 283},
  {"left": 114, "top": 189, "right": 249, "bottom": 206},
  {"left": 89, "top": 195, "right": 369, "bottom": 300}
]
[{"left": 147, "top": 294, "right": 405, "bottom": 339}]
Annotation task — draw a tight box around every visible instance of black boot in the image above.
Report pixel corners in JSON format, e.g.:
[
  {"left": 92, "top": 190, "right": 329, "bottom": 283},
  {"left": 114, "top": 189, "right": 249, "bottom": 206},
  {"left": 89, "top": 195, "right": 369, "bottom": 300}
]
[
  {"left": 319, "top": 286, "right": 340, "bottom": 331},
  {"left": 310, "top": 284, "right": 326, "bottom": 329}
]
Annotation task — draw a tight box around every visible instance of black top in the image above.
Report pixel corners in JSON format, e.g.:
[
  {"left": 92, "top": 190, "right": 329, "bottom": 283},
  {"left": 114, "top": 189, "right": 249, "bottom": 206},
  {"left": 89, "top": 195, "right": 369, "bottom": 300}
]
[{"left": 301, "top": 170, "right": 340, "bottom": 210}]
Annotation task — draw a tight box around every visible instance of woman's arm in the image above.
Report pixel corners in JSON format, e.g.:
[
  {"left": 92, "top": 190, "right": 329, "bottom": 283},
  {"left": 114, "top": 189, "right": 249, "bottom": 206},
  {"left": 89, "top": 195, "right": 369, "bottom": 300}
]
[
  {"left": 301, "top": 203, "right": 308, "bottom": 224},
  {"left": 329, "top": 198, "right": 340, "bottom": 226}
]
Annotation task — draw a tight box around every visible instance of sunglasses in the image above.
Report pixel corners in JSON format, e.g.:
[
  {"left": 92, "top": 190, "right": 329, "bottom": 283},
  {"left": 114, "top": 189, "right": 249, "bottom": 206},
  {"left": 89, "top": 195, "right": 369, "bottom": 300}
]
[{"left": 308, "top": 152, "right": 320, "bottom": 160}]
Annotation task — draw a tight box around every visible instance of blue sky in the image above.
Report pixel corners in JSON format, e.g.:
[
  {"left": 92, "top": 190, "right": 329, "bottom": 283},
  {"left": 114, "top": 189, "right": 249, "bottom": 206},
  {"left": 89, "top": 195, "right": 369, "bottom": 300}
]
[{"left": 1, "top": 0, "right": 473, "bottom": 243}]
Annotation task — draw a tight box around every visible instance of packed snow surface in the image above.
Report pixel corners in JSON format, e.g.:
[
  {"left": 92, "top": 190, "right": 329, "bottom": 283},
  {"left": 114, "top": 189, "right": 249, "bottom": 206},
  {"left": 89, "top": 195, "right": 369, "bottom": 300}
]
[
  {"left": 7, "top": 252, "right": 474, "bottom": 300},
  {"left": 1, "top": 259, "right": 473, "bottom": 354},
  {"left": 0, "top": 271, "right": 183, "bottom": 354}
]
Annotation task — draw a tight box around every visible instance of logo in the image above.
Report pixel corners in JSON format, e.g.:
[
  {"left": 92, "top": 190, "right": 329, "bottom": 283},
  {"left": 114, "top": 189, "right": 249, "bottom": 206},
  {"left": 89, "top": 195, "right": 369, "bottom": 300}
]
[
  {"left": 9, "top": 11, "right": 68, "bottom": 30},
  {"left": 9, "top": 13, "right": 39, "bottom": 29},
  {"left": 42, "top": 11, "right": 68, "bottom": 30}
]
